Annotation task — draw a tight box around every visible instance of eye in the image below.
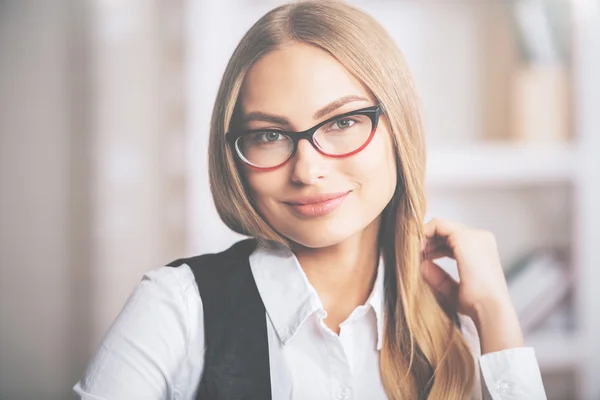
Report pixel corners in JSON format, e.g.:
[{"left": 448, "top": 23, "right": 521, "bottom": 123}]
[
  {"left": 333, "top": 118, "right": 355, "bottom": 130},
  {"left": 261, "top": 132, "right": 283, "bottom": 142},
  {"left": 248, "top": 131, "right": 286, "bottom": 144}
]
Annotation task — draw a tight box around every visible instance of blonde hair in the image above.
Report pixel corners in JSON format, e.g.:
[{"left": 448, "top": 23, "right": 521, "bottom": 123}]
[{"left": 208, "top": 1, "right": 475, "bottom": 398}]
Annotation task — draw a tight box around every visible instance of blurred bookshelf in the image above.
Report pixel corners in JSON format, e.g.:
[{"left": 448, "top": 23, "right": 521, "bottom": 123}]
[{"left": 427, "top": 141, "right": 575, "bottom": 187}]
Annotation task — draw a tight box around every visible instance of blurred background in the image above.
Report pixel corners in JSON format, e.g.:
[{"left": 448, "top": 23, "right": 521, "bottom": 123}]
[{"left": 1, "top": 0, "right": 599, "bottom": 399}]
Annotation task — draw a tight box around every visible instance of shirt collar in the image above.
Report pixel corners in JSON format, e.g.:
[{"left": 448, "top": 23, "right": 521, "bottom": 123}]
[{"left": 249, "top": 242, "right": 386, "bottom": 350}]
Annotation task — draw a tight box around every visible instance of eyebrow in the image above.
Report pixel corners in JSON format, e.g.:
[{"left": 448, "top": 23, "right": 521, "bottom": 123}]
[
  {"left": 241, "top": 95, "right": 370, "bottom": 127},
  {"left": 313, "top": 95, "right": 369, "bottom": 120}
]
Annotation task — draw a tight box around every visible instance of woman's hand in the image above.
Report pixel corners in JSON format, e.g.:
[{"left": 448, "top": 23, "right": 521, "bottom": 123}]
[{"left": 420, "top": 218, "right": 524, "bottom": 354}]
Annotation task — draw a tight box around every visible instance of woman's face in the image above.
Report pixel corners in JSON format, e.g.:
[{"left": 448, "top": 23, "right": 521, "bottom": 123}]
[{"left": 238, "top": 42, "right": 397, "bottom": 248}]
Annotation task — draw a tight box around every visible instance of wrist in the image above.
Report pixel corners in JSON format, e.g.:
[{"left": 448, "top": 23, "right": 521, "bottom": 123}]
[
  {"left": 473, "top": 296, "right": 524, "bottom": 354},
  {"left": 472, "top": 295, "right": 513, "bottom": 328}
]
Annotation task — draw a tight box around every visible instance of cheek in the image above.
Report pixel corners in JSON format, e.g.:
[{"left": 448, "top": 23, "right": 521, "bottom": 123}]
[
  {"left": 242, "top": 167, "right": 287, "bottom": 209},
  {"left": 351, "top": 126, "right": 397, "bottom": 197}
]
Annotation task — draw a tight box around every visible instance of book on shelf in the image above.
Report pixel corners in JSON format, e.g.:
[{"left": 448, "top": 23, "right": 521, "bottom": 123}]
[
  {"left": 510, "top": 0, "right": 570, "bottom": 65},
  {"left": 505, "top": 248, "right": 572, "bottom": 333},
  {"left": 509, "top": 0, "right": 571, "bottom": 143}
]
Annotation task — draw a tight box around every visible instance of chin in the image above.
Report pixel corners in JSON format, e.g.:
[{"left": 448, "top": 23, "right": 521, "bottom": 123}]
[
  {"left": 287, "top": 234, "right": 344, "bottom": 249},
  {"left": 277, "top": 218, "right": 361, "bottom": 249}
]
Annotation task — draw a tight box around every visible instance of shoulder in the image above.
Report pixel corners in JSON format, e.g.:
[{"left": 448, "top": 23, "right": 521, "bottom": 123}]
[
  {"left": 166, "top": 239, "right": 259, "bottom": 299},
  {"left": 167, "top": 238, "right": 258, "bottom": 271},
  {"left": 143, "top": 261, "right": 197, "bottom": 296},
  {"left": 74, "top": 263, "right": 204, "bottom": 398},
  {"left": 122, "top": 264, "right": 202, "bottom": 338}
]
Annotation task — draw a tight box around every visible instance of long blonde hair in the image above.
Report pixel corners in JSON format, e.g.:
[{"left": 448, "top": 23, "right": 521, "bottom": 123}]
[{"left": 208, "top": 1, "right": 475, "bottom": 398}]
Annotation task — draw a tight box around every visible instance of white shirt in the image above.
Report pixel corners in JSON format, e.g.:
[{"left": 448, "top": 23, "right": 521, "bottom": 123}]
[{"left": 74, "top": 243, "right": 547, "bottom": 399}]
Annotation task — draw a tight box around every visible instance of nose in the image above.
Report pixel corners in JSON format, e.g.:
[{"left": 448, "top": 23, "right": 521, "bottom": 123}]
[{"left": 290, "top": 139, "right": 330, "bottom": 185}]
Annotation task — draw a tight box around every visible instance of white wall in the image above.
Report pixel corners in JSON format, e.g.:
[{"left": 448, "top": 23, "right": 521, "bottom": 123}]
[{"left": 187, "top": 0, "right": 255, "bottom": 254}]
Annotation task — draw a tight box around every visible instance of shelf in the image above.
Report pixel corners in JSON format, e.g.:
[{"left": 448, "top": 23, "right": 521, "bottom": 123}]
[
  {"left": 525, "top": 331, "right": 580, "bottom": 370},
  {"left": 426, "top": 142, "right": 575, "bottom": 187}
]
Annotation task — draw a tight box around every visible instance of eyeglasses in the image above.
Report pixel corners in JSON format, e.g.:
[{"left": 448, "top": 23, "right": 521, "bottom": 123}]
[{"left": 226, "top": 105, "right": 382, "bottom": 170}]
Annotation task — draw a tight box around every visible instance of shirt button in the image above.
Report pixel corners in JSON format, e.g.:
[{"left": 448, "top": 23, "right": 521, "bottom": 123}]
[
  {"left": 495, "top": 380, "right": 510, "bottom": 393},
  {"left": 338, "top": 386, "right": 350, "bottom": 399}
]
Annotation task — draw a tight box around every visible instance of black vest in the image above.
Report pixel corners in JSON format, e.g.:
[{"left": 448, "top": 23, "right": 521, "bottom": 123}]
[
  {"left": 167, "top": 239, "right": 458, "bottom": 400},
  {"left": 167, "top": 239, "right": 271, "bottom": 400}
]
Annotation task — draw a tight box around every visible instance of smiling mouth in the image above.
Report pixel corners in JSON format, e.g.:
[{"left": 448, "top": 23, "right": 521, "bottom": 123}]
[{"left": 284, "top": 191, "right": 351, "bottom": 217}]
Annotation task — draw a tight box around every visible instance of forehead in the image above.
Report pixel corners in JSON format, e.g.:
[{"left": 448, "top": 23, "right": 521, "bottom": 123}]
[{"left": 239, "top": 42, "right": 372, "bottom": 120}]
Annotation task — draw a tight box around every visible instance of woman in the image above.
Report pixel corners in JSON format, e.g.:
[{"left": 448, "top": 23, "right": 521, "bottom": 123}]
[{"left": 75, "top": 1, "right": 546, "bottom": 399}]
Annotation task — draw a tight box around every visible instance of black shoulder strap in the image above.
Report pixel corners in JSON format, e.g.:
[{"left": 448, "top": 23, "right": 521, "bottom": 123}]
[{"left": 168, "top": 239, "right": 271, "bottom": 400}]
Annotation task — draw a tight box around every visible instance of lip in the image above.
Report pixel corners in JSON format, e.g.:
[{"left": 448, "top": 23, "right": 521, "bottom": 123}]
[{"left": 284, "top": 191, "right": 351, "bottom": 217}]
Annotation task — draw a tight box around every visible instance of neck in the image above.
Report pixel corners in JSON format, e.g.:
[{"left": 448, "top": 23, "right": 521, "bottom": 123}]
[{"left": 292, "top": 217, "right": 381, "bottom": 333}]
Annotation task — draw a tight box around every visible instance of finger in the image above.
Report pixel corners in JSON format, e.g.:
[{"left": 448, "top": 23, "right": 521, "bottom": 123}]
[
  {"left": 419, "top": 232, "right": 446, "bottom": 252},
  {"left": 421, "top": 233, "right": 455, "bottom": 257},
  {"left": 422, "top": 245, "right": 454, "bottom": 261},
  {"left": 423, "top": 218, "right": 466, "bottom": 240},
  {"left": 420, "top": 259, "right": 458, "bottom": 301}
]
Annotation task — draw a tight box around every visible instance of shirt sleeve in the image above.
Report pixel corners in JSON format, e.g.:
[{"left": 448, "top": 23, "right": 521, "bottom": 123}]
[
  {"left": 459, "top": 314, "right": 547, "bottom": 400},
  {"left": 73, "top": 265, "right": 205, "bottom": 400},
  {"left": 479, "top": 347, "right": 547, "bottom": 400}
]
